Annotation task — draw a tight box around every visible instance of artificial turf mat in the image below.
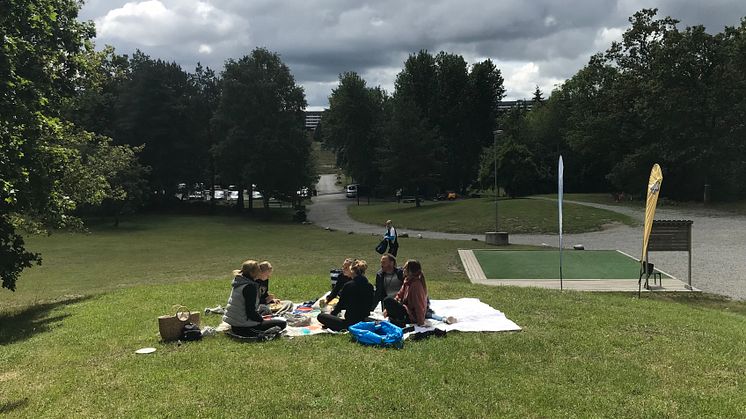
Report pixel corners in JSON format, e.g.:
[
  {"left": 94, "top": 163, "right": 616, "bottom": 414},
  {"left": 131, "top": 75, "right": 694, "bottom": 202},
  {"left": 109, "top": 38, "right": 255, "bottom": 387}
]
[{"left": 472, "top": 249, "right": 663, "bottom": 280}]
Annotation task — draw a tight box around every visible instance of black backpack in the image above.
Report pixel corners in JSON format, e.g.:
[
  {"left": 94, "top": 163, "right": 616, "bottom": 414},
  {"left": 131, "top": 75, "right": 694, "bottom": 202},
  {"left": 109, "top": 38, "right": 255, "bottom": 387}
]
[{"left": 180, "top": 322, "right": 202, "bottom": 341}]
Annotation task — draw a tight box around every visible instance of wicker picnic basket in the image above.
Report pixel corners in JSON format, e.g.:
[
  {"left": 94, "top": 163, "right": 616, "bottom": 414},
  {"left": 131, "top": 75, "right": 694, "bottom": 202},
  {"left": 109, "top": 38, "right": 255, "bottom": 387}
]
[{"left": 158, "top": 306, "right": 200, "bottom": 342}]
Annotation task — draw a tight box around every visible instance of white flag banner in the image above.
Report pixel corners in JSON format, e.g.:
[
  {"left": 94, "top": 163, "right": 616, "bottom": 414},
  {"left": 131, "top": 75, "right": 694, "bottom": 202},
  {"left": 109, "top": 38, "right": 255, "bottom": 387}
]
[{"left": 558, "top": 155, "right": 564, "bottom": 290}]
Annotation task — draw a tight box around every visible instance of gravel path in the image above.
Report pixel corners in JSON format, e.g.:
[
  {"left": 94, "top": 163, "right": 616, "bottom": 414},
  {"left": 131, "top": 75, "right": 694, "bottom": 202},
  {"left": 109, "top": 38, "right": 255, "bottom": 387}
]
[{"left": 308, "top": 175, "right": 746, "bottom": 299}]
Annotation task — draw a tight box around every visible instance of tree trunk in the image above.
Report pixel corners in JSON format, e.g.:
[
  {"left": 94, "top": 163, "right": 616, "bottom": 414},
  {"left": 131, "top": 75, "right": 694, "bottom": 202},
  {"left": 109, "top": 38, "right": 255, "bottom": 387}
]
[
  {"left": 209, "top": 156, "right": 216, "bottom": 215},
  {"left": 236, "top": 183, "right": 244, "bottom": 213},
  {"left": 247, "top": 182, "right": 253, "bottom": 212}
]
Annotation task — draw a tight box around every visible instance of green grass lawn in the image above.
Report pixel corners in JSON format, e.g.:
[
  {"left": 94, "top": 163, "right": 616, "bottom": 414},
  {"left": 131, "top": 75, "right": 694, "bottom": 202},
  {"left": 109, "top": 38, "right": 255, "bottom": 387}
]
[
  {"left": 2, "top": 215, "right": 746, "bottom": 417},
  {"left": 7, "top": 214, "right": 490, "bottom": 309},
  {"left": 537, "top": 193, "right": 746, "bottom": 215},
  {"left": 474, "top": 250, "right": 657, "bottom": 279},
  {"left": 348, "top": 197, "right": 637, "bottom": 234}
]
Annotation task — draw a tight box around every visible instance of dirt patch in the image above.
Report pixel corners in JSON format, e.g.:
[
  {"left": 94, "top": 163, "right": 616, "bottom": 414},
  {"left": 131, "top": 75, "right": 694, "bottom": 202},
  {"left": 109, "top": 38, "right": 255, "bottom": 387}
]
[{"left": 0, "top": 371, "right": 20, "bottom": 382}]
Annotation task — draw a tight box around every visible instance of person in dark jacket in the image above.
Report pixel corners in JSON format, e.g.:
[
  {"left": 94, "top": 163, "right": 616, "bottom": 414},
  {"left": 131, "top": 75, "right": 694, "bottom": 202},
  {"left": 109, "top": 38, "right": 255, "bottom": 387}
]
[
  {"left": 383, "top": 259, "right": 429, "bottom": 327},
  {"left": 222, "top": 260, "right": 286, "bottom": 337},
  {"left": 318, "top": 259, "right": 374, "bottom": 332},
  {"left": 323, "top": 258, "right": 355, "bottom": 305},
  {"left": 373, "top": 253, "right": 404, "bottom": 309}
]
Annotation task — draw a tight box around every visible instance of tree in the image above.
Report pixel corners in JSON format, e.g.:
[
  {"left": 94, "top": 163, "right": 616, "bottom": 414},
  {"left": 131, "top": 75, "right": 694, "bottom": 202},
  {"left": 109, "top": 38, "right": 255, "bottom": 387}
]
[
  {"left": 0, "top": 0, "right": 108, "bottom": 291},
  {"left": 464, "top": 59, "right": 505, "bottom": 191},
  {"left": 83, "top": 136, "right": 150, "bottom": 227},
  {"left": 212, "top": 48, "right": 315, "bottom": 211},
  {"left": 392, "top": 51, "right": 505, "bottom": 193},
  {"left": 64, "top": 45, "right": 131, "bottom": 138},
  {"left": 322, "top": 72, "right": 386, "bottom": 190},
  {"left": 113, "top": 52, "right": 201, "bottom": 200},
  {"left": 532, "top": 86, "right": 545, "bottom": 105},
  {"left": 189, "top": 63, "right": 221, "bottom": 211},
  {"left": 379, "top": 98, "right": 445, "bottom": 207},
  {"left": 479, "top": 137, "right": 543, "bottom": 198}
]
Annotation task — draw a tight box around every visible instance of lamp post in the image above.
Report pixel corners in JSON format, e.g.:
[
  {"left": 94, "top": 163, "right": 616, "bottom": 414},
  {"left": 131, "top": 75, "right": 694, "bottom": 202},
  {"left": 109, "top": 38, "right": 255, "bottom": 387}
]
[
  {"left": 493, "top": 129, "right": 503, "bottom": 232},
  {"left": 485, "top": 129, "right": 508, "bottom": 246}
]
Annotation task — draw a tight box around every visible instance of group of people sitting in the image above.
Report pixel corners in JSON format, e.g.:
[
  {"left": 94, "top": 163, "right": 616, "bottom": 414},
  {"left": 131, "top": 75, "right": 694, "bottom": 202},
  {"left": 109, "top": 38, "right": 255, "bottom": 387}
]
[{"left": 222, "top": 253, "right": 455, "bottom": 338}]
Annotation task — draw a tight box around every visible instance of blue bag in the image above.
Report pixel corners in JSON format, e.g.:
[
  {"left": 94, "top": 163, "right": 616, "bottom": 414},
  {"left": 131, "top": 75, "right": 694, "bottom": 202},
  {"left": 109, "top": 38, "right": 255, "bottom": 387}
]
[{"left": 348, "top": 321, "right": 404, "bottom": 348}]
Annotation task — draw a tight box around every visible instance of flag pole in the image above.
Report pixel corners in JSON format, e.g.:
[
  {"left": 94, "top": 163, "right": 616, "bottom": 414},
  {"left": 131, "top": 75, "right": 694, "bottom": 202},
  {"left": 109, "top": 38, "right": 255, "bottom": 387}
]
[{"left": 558, "top": 156, "right": 564, "bottom": 291}]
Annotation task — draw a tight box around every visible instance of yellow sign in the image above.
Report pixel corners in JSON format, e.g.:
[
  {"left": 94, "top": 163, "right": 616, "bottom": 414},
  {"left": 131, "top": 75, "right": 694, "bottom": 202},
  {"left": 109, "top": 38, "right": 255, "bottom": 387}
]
[{"left": 641, "top": 164, "right": 663, "bottom": 263}]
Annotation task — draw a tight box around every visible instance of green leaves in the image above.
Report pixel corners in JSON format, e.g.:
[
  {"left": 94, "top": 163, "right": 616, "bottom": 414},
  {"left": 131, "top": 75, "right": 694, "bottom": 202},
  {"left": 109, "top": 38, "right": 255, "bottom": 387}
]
[{"left": 212, "top": 48, "right": 313, "bottom": 208}]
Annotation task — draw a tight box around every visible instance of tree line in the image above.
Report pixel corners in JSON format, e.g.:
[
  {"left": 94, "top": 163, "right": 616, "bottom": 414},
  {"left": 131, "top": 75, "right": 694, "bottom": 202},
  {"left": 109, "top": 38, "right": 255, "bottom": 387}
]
[
  {"left": 485, "top": 9, "right": 746, "bottom": 200},
  {"left": 321, "top": 51, "right": 505, "bottom": 204},
  {"left": 2, "top": 0, "right": 314, "bottom": 291},
  {"left": 322, "top": 9, "right": 746, "bottom": 203}
]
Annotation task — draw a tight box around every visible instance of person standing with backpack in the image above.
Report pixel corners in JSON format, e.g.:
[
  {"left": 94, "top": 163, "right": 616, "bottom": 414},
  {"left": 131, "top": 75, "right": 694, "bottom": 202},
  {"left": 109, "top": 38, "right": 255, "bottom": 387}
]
[{"left": 384, "top": 220, "right": 398, "bottom": 257}]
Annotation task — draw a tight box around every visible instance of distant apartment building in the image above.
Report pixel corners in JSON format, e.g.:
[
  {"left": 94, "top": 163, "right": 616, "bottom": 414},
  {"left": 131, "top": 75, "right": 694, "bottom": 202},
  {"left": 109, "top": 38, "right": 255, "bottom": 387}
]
[
  {"left": 497, "top": 100, "right": 533, "bottom": 113},
  {"left": 304, "top": 110, "right": 324, "bottom": 131}
]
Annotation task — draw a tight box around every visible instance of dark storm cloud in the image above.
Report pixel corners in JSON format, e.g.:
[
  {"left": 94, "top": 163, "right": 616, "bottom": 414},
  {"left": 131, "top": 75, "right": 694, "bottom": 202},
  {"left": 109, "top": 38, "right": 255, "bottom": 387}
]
[{"left": 80, "top": 0, "right": 746, "bottom": 107}]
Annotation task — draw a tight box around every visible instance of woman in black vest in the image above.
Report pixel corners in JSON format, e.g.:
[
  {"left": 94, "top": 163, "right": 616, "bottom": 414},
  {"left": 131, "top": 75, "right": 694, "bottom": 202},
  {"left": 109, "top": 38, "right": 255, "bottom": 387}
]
[{"left": 222, "top": 260, "right": 286, "bottom": 337}]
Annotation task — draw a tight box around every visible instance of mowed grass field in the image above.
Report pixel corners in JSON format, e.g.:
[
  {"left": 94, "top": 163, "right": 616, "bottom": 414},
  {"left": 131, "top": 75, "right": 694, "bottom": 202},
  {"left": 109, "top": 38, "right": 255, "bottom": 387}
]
[
  {"left": 2, "top": 215, "right": 746, "bottom": 417},
  {"left": 348, "top": 197, "right": 637, "bottom": 234}
]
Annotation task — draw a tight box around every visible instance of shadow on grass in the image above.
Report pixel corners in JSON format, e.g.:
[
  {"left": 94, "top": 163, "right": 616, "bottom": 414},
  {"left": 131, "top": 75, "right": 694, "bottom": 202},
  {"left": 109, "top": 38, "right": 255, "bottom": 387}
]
[
  {"left": 0, "top": 398, "right": 29, "bottom": 414},
  {"left": 0, "top": 295, "right": 90, "bottom": 345}
]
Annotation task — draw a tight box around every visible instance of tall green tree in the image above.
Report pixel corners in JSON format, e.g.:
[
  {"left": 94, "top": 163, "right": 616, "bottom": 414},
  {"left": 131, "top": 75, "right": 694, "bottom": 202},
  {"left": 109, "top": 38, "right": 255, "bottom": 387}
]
[
  {"left": 64, "top": 45, "right": 130, "bottom": 138},
  {"left": 0, "top": 0, "right": 122, "bottom": 291},
  {"left": 189, "top": 63, "right": 221, "bottom": 209},
  {"left": 379, "top": 98, "right": 445, "bottom": 207},
  {"left": 113, "top": 52, "right": 201, "bottom": 199},
  {"left": 393, "top": 51, "right": 505, "bottom": 193},
  {"left": 322, "top": 72, "right": 386, "bottom": 189},
  {"left": 212, "top": 48, "right": 315, "bottom": 210}
]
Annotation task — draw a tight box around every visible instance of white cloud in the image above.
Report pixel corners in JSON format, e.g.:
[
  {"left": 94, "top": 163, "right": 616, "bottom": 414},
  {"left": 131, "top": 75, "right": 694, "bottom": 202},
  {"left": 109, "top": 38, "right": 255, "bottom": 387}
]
[
  {"left": 95, "top": 0, "right": 248, "bottom": 48},
  {"left": 499, "top": 61, "right": 565, "bottom": 99},
  {"left": 594, "top": 27, "right": 624, "bottom": 49}
]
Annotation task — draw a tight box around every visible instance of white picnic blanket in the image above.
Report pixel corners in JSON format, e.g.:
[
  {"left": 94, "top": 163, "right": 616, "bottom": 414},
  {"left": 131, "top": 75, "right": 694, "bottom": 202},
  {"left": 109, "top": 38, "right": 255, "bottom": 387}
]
[
  {"left": 219, "top": 297, "right": 522, "bottom": 338},
  {"left": 417, "top": 298, "right": 522, "bottom": 333}
]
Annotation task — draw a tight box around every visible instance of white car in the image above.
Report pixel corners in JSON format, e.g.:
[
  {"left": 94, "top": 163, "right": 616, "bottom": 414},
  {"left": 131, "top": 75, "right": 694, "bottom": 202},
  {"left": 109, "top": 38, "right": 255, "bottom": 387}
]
[{"left": 346, "top": 184, "right": 358, "bottom": 198}]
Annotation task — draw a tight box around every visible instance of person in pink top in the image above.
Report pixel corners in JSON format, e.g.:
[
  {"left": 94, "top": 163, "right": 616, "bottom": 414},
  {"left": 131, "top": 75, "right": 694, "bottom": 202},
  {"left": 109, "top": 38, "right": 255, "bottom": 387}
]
[{"left": 383, "top": 259, "right": 428, "bottom": 327}]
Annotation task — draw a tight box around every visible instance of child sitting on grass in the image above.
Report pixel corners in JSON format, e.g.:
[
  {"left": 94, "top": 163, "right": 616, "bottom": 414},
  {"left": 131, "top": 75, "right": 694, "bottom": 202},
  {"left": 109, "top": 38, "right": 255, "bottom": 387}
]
[{"left": 257, "top": 261, "right": 292, "bottom": 315}]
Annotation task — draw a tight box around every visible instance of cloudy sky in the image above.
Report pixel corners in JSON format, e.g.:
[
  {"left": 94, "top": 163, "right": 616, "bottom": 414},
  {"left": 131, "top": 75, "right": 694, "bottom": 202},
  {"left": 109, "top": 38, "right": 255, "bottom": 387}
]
[{"left": 79, "top": 0, "right": 746, "bottom": 109}]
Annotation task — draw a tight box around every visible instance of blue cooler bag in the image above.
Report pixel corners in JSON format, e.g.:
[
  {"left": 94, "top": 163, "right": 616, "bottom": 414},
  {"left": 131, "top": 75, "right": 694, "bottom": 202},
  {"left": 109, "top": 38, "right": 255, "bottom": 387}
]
[{"left": 349, "top": 321, "right": 404, "bottom": 348}]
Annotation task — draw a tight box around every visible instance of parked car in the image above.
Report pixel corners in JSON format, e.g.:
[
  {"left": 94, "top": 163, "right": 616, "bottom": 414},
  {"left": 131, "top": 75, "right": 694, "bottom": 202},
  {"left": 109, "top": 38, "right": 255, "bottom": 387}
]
[
  {"left": 346, "top": 184, "right": 358, "bottom": 198},
  {"left": 251, "top": 184, "right": 263, "bottom": 200},
  {"left": 213, "top": 185, "right": 225, "bottom": 200},
  {"left": 226, "top": 185, "right": 239, "bottom": 201},
  {"left": 297, "top": 187, "right": 310, "bottom": 198}
]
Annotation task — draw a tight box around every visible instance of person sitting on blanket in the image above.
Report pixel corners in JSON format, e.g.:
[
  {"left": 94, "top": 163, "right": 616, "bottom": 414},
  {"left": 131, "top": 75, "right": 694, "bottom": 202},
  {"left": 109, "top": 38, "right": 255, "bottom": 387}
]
[
  {"left": 317, "top": 259, "right": 374, "bottom": 332},
  {"left": 321, "top": 258, "right": 355, "bottom": 307},
  {"left": 256, "top": 261, "right": 293, "bottom": 315},
  {"left": 222, "top": 260, "right": 286, "bottom": 337},
  {"left": 383, "top": 259, "right": 429, "bottom": 327},
  {"left": 373, "top": 253, "right": 404, "bottom": 310}
]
